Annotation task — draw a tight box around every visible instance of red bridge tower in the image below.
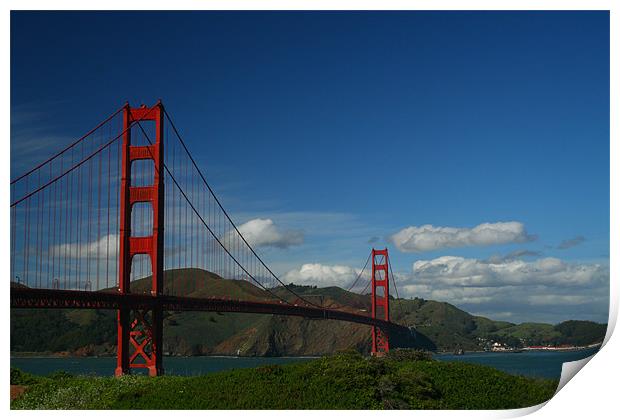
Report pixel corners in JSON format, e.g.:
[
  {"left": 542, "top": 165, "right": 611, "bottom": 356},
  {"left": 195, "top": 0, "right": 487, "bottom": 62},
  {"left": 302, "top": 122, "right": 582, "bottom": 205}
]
[
  {"left": 116, "top": 102, "right": 165, "bottom": 377},
  {"left": 371, "top": 248, "right": 390, "bottom": 355}
]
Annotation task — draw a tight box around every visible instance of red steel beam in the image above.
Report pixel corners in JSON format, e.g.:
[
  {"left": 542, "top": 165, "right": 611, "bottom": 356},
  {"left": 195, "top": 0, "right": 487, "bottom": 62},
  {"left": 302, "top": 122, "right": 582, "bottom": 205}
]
[
  {"left": 117, "top": 102, "right": 164, "bottom": 377},
  {"left": 10, "top": 287, "right": 405, "bottom": 332},
  {"left": 371, "top": 248, "right": 390, "bottom": 356}
]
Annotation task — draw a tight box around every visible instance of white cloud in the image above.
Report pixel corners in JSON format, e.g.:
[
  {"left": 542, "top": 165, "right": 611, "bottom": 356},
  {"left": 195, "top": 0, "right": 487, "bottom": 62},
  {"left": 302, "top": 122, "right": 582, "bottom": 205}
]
[
  {"left": 411, "top": 256, "right": 605, "bottom": 288},
  {"left": 281, "top": 255, "right": 609, "bottom": 323},
  {"left": 390, "top": 221, "right": 534, "bottom": 253},
  {"left": 283, "top": 263, "right": 362, "bottom": 287},
  {"left": 53, "top": 234, "right": 119, "bottom": 259},
  {"left": 526, "top": 294, "right": 595, "bottom": 306},
  {"left": 236, "top": 218, "right": 303, "bottom": 249},
  {"left": 400, "top": 255, "right": 609, "bottom": 322}
]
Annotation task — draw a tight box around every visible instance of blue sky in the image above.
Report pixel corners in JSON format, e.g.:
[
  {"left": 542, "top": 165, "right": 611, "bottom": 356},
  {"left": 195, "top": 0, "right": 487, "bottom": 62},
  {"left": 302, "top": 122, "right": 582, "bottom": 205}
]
[{"left": 11, "top": 11, "right": 609, "bottom": 323}]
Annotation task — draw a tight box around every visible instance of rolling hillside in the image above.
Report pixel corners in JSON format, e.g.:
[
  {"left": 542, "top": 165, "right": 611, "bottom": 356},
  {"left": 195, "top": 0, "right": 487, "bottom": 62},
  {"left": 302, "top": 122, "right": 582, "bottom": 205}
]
[{"left": 10, "top": 268, "right": 607, "bottom": 356}]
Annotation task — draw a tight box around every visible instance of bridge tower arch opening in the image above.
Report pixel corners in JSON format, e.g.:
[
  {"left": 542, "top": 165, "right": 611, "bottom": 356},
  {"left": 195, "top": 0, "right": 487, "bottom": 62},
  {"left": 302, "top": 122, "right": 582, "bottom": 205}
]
[
  {"left": 116, "top": 102, "right": 165, "bottom": 377},
  {"left": 371, "top": 248, "right": 390, "bottom": 356}
]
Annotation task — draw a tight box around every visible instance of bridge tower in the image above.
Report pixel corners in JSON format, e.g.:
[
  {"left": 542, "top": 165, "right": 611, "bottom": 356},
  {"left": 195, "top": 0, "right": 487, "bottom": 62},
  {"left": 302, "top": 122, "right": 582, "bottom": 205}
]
[
  {"left": 371, "top": 248, "right": 390, "bottom": 355},
  {"left": 116, "top": 102, "right": 164, "bottom": 377}
]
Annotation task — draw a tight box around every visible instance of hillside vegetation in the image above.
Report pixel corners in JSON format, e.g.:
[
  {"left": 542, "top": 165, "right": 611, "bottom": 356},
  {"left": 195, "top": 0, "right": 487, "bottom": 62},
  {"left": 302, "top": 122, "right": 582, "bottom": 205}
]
[
  {"left": 11, "top": 268, "right": 607, "bottom": 356},
  {"left": 11, "top": 350, "right": 557, "bottom": 409}
]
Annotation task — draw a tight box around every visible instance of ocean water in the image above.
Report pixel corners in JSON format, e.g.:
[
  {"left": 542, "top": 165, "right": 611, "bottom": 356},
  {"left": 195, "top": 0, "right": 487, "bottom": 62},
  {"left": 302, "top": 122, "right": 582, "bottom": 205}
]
[
  {"left": 10, "top": 356, "right": 313, "bottom": 377},
  {"left": 11, "top": 347, "right": 600, "bottom": 379},
  {"left": 434, "top": 347, "right": 600, "bottom": 378}
]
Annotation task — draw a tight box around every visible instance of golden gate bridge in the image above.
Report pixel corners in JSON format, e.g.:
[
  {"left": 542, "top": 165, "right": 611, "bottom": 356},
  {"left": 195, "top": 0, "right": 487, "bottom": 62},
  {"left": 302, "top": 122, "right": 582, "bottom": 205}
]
[{"left": 10, "top": 101, "right": 410, "bottom": 376}]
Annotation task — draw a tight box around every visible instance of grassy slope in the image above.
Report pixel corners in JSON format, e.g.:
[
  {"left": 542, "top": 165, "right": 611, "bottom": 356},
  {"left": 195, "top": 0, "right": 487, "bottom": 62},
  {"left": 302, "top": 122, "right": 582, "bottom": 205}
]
[
  {"left": 494, "top": 323, "right": 561, "bottom": 343},
  {"left": 390, "top": 297, "right": 517, "bottom": 351},
  {"left": 271, "top": 284, "right": 372, "bottom": 310},
  {"left": 123, "top": 268, "right": 274, "bottom": 301},
  {"left": 11, "top": 352, "right": 557, "bottom": 410}
]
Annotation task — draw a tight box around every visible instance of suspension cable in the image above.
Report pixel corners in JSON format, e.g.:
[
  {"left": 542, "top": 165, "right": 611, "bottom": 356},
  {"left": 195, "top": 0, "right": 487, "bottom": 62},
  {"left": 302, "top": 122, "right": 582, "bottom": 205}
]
[
  {"left": 320, "top": 251, "right": 373, "bottom": 310},
  {"left": 387, "top": 254, "right": 403, "bottom": 316},
  {"left": 158, "top": 107, "right": 327, "bottom": 308},
  {"left": 11, "top": 104, "right": 125, "bottom": 185},
  {"left": 10, "top": 108, "right": 156, "bottom": 208},
  {"left": 346, "top": 250, "right": 371, "bottom": 292},
  {"left": 132, "top": 117, "right": 321, "bottom": 308},
  {"left": 359, "top": 277, "right": 372, "bottom": 296}
]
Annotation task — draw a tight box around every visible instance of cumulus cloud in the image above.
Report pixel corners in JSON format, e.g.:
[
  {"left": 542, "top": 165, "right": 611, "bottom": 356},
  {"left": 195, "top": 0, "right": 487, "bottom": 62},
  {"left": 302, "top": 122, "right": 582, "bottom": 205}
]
[
  {"left": 283, "top": 255, "right": 608, "bottom": 323},
  {"left": 236, "top": 218, "right": 303, "bottom": 249},
  {"left": 485, "top": 249, "right": 542, "bottom": 263},
  {"left": 283, "top": 263, "right": 362, "bottom": 287},
  {"left": 401, "top": 255, "right": 609, "bottom": 322},
  {"left": 390, "top": 221, "right": 534, "bottom": 253},
  {"left": 53, "top": 234, "right": 119, "bottom": 259},
  {"left": 411, "top": 256, "right": 606, "bottom": 288},
  {"left": 558, "top": 235, "right": 586, "bottom": 249}
]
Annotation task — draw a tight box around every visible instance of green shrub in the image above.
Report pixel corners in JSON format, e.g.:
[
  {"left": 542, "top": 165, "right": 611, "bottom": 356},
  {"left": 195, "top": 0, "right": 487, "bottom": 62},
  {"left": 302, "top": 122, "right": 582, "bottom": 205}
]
[
  {"left": 10, "top": 367, "right": 40, "bottom": 385},
  {"left": 386, "top": 348, "right": 433, "bottom": 362},
  {"left": 11, "top": 353, "right": 557, "bottom": 410},
  {"left": 46, "top": 371, "right": 74, "bottom": 381},
  {"left": 255, "top": 365, "right": 283, "bottom": 376}
]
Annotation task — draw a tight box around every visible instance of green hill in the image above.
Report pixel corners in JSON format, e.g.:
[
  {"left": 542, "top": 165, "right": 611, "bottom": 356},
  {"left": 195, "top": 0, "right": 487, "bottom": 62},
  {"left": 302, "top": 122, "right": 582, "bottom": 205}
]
[
  {"left": 271, "top": 284, "right": 372, "bottom": 310},
  {"left": 491, "top": 322, "right": 561, "bottom": 346},
  {"left": 10, "top": 268, "right": 607, "bottom": 356},
  {"left": 553, "top": 320, "right": 608, "bottom": 346},
  {"left": 107, "top": 268, "right": 274, "bottom": 301}
]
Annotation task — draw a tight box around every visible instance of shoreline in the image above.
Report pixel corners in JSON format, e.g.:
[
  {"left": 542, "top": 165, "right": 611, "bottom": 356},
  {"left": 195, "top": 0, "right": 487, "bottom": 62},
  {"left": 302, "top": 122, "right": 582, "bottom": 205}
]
[
  {"left": 435, "top": 343, "right": 602, "bottom": 355},
  {"left": 10, "top": 353, "right": 323, "bottom": 359},
  {"left": 11, "top": 346, "right": 600, "bottom": 359}
]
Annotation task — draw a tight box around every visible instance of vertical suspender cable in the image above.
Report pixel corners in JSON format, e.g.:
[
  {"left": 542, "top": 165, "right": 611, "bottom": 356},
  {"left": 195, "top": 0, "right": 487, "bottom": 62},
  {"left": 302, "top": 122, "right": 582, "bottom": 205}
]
[{"left": 23, "top": 177, "right": 29, "bottom": 286}]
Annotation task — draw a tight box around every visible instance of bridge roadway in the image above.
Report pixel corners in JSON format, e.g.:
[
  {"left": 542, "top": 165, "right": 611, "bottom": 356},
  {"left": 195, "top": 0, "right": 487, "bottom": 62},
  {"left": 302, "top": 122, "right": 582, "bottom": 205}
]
[{"left": 10, "top": 287, "right": 407, "bottom": 333}]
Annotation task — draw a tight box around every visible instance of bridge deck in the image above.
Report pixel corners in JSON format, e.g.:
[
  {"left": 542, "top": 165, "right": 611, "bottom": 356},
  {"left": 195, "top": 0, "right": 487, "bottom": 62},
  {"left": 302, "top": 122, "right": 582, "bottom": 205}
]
[{"left": 10, "top": 288, "right": 405, "bottom": 332}]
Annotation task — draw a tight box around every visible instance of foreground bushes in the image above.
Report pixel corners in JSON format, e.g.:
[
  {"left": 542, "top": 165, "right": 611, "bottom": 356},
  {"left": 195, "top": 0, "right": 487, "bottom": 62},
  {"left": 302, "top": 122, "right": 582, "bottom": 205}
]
[
  {"left": 11, "top": 352, "right": 558, "bottom": 410},
  {"left": 385, "top": 348, "right": 433, "bottom": 362}
]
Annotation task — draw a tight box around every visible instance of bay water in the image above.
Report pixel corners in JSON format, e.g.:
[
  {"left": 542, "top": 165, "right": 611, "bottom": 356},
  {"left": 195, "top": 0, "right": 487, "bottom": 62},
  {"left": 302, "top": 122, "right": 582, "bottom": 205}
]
[
  {"left": 11, "top": 347, "right": 600, "bottom": 379},
  {"left": 434, "top": 347, "right": 599, "bottom": 378}
]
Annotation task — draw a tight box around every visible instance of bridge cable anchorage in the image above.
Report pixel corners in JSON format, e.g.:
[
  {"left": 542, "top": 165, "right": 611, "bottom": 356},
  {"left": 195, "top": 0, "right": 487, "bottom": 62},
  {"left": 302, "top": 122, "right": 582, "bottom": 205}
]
[
  {"left": 160, "top": 108, "right": 325, "bottom": 308},
  {"left": 134, "top": 110, "right": 324, "bottom": 309}
]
